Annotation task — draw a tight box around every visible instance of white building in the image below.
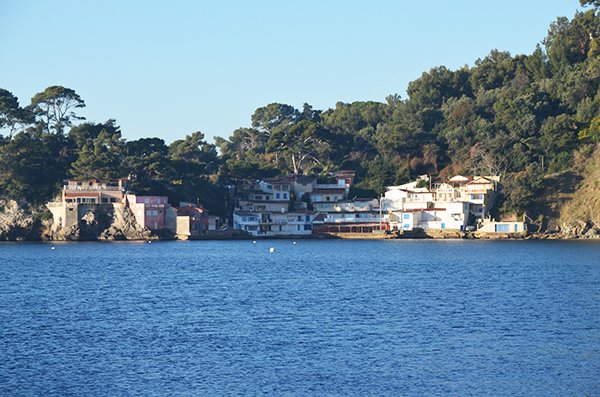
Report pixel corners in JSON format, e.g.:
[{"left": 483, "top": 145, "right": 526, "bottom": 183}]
[
  {"left": 389, "top": 201, "right": 470, "bottom": 231},
  {"left": 233, "top": 211, "right": 317, "bottom": 237}
]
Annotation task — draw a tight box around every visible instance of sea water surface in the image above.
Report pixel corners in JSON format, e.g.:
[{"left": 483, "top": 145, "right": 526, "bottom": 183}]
[{"left": 1, "top": 239, "right": 599, "bottom": 396}]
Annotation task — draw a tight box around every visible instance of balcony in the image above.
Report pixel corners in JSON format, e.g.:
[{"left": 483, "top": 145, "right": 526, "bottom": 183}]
[{"left": 64, "top": 186, "right": 122, "bottom": 192}]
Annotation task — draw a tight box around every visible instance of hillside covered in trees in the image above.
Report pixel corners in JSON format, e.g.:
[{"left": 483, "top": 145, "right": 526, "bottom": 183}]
[{"left": 1, "top": 1, "right": 599, "bottom": 231}]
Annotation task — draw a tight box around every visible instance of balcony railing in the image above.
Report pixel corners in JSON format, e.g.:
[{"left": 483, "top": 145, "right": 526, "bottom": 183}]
[{"left": 64, "top": 186, "right": 123, "bottom": 192}]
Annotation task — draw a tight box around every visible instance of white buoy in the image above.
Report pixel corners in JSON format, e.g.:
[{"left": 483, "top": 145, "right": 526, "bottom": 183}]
[
  {"left": 51, "top": 246, "right": 56, "bottom": 250},
  {"left": 148, "top": 241, "right": 152, "bottom": 244},
  {"left": 293, "top": 241, "right": 296, "bottom": 245},
  {"left": 253, "top": 241, "right": 256, "bottom": 244},
  {"left": 269, "top": 247, "right": 275, "bottom": 253}
]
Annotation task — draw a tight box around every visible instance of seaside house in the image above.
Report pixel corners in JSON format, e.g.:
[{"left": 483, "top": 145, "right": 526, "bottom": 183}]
[
  {"left": 389, "top": 202, "right": 470, "bottom": 231},
  {"left": 383, "top": 174, "right": 501, "bottom": 232},
  {"left": 232, "top": 171, "right": 358, "bottom": 236},
  {"left": 47, "top": 178, "right": 129, "bottom": 229},
  {"left": 233, "top": 176, "right": 317, "bottom": 237},
  {"left": 126, "top": 194, "right": 176, "bottom": 232},
  {"left": 477, "top": 219, "right": 527, "bottom": 233},
  {"left": 174, "top": 202, "right": 220, "bottom": 239}
]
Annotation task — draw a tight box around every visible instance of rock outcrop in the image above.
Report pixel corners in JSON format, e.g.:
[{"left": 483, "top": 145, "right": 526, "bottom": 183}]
[
  {"left": 1, "top": 200, "right": 165, "bottom": 241},
  {"left": 0, "top": 200, "right": 43, "bottom": 241}
]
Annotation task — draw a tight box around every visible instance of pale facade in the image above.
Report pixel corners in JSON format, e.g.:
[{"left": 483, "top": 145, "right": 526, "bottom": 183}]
[
  {"left": 47, "top": 179, "right": 128, "bottom": 229},
  {"left": 126, "top": 195, "right": 171, "bottom": 231}
]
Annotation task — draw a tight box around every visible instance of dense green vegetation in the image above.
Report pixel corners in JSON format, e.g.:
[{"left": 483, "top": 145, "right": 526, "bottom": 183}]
[{"left": 1, "top": 2, "right": 599, "bottom": 219}]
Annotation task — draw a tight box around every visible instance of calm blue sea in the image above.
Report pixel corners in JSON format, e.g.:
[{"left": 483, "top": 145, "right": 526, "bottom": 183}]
[{"left": 1, "top": 240, "right": 599, "bottom": 396}]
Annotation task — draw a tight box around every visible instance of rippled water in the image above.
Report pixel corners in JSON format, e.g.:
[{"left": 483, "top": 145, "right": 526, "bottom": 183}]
[{"left": 1, "top": 240, "right": 599, "bottom": 396}]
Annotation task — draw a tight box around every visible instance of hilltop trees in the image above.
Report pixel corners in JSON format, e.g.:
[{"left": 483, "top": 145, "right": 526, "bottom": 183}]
[{"left": 29, "top": 86, "right": 86, "bottom": 134}]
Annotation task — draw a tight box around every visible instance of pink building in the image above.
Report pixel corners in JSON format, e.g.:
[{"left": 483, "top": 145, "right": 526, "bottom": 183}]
[{"left": 126, "top": 195, "right": 170, "bottom": 231}]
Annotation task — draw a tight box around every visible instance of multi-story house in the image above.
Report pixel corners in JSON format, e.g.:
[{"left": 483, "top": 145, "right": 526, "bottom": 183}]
[
  {"left": 174, "top": 203, "right": 220, "bottom": 239},
  {"left": 126, "top": 194, "right": 176, "bottom": 231},
  {"left": 383, "top": 174, "right": 500, "bottom": 232},
  {"left": 47, "top": 178, "right": 129, "bottom": 229}
]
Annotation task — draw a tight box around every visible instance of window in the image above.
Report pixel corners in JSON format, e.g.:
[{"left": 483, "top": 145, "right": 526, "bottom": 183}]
[
  {"left": 403, "top": 213, "right": 410, "bottom": 220},
  {"left": 267, "top": 184, "right": 272, "bottom": 190},
  {"left": 101, "top": 198, "right": 108, "bottom": 203},
  {"left": 255, "top": 195, "right": 263, "bottom": 200},
  {"left": 276, "top": 193, "right": 280, "bottom": 199},
  {"left": 297, "top": 215, "right": 302, "bottom": 221},
  {"left": 304, "top": 224, "right": 312, "bottom": 230},
  {"left": 305, "top": 215, "right": 310, "bottom": 222},
  {"left": 110, "top": 198, "right": 116, "bottom": 203},
  {"left": 297, "top": 225, "right": 301, "bottom": 231},
  {"left": 283, "top": 193, "right": 288, "bottom": 199},
  {"left": 326, "top": 196, "right": 330, "bottom": 201},
  {"left": 495, "top": 224, "right": 510, "bottom": 232},
  {"left": 247, "top": 225, "right": 258, "bottom": 231}
]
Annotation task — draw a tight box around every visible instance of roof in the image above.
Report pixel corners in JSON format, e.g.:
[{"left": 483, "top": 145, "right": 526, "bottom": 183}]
[
  {"left": 313, "top": 213, "right": 327, "bottom": 222},
  {"left": 392, "top": 208, "right": 447, "bottom": 213},
  {"left": 328, "top": 210, "right": 381, "bottom": 214},
  {"left": 448, "top": 175, "right": 472, "bottom": 182},
  {"left": 233, "top": 211, "right": 259, "bottom": 217},
  {"left": 175, "top": 205, "right": 206, "bottom": 216},
  {"left": 294, "top": 175, "right": 317, "bottom": 184},
  {"left": 467, "top": 176, "right": 494, "bottom": 185},
  {"left": 337, "top": 170, "right": 356, "bottom": 176},
  {"left": 262, "top": 177, "right": 291, "bottom": 184},
  {"left": 312, "top": 188, "right": 346, "bottom": 194},
  {"left": 243, "top": 200, "right": 289, "bottom": 204},
  {"left": 64, "top": 192, "right": 102, "bottom": 197}
]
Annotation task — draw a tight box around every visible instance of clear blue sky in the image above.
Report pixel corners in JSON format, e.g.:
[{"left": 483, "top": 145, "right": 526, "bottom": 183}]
[{"left": 0, "top": 0, "right": 583, "bottom": 143}]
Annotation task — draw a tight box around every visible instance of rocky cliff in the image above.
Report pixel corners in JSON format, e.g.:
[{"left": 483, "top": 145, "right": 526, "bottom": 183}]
[
  {"left": 0, "top": 200, "right": 44, "bottom": 241},
  {"left": 0, "top": 200, "right": 161, "bottom": 241},
  {"left": 557, "top": 145, "right": 600, "bottom": 238}
]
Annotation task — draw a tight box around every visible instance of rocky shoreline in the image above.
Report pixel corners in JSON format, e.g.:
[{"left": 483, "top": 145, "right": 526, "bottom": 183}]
[{"left": 2, "top": 199, "right": 599, "bottom": 242}]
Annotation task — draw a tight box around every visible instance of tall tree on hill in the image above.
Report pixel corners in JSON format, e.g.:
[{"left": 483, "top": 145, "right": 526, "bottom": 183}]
[
  {"left": 0, "top": 89, "right": 31, "bottom": 138},
  {"left": 267, "top": 119, "right": 331, "bottom": 175},
  {"left": 29, "top": 86, "right": 85, "bottom": 134}
]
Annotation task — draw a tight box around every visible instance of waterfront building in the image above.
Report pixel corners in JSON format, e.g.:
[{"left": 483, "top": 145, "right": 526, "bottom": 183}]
[
  {"left": 47, "top": 178, "right": 129, "bottom": 229},
  {"left": 126, "top": 194, "right": 175, "bottom": 231},
  {"left": 383, "top": 174, "right": 501, "bottom": 231},
  {"left": 175, "top": 202, "right": 220, "bottom": 239},
  {"left": 232, "top": 171, "right": 359, "bottom": 237}
]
